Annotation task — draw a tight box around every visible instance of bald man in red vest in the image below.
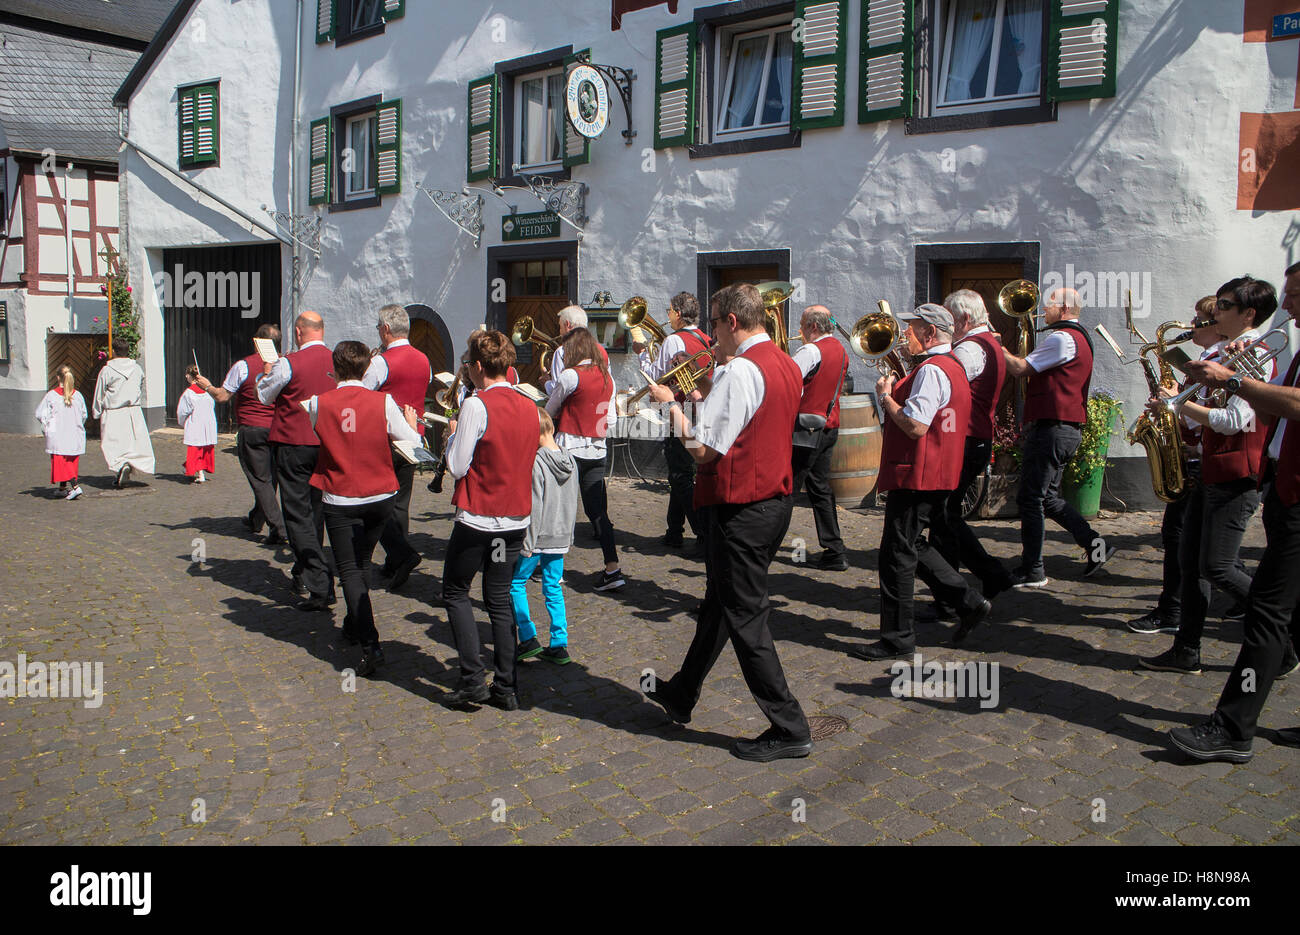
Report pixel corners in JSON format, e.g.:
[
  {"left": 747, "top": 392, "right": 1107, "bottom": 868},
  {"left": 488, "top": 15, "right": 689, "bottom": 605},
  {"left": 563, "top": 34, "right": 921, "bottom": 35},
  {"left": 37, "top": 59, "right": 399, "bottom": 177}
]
[{"left": 643, "top": 283, "right": 812, "bottom": 762}]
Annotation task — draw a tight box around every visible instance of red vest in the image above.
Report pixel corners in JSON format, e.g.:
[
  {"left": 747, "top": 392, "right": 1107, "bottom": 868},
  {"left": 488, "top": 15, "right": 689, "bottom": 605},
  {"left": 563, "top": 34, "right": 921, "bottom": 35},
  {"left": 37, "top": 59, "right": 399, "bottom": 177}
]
[
  {"left": 269, "top": 343, "right": 336, "bottom": 446},
  {"left": 507, "top": 366, "right": 519, "bottom": 385},
  {"left": 695, "top": 339, "right": 801, "bottom": 508},
  {"left": 798, "top": 335, "right": 848, "bottom": 431},
  {"left": 879, "top": 354, "right": 971, "bottom": 492},
  {"left": 557, "top": 365, "right": 612, "bottom": 439},
  {"left": 1265, "top": 355, "right": 1300, "bottom": 505},
  {"left": 309, "top": 386, "right": 398, "bottom": 497},
  {"left": 674, "top": 327, "right": 713, "bottom": 403},
  {"left": 956, "top": 330, "right": 1006, "bottom": 440},
  {"left": 379, "top": 342, "right": 432, "bottom": 437},
  {"left": 452, "top": 385, "right": 536, "bottom": 517},
  {"left": 235, "top": 353, "right": 274, "bottom": 428},
  {"left": 1202, "top": 354, "right": 1273, "bottom": 484},
  {"left": 1023, "top": 325, "right": 1092, "bottom": 424}
]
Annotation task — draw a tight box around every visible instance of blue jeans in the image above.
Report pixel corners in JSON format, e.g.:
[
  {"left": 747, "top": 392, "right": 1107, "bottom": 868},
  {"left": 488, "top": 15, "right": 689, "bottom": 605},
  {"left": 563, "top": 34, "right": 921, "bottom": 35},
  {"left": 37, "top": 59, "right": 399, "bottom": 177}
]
[{"left": 512, "top": 553, "right": 568, "bottom": 645}]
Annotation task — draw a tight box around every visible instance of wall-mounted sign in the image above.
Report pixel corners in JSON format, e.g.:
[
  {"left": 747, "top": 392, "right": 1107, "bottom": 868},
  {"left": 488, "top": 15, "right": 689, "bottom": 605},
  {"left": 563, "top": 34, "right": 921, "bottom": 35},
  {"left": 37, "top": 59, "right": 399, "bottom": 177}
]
[
  {"left": 566, "top": 64, "right": 610, "bottom": 140},
  {"left": 1273, "top": 12, "right": 1300, "bottom": 38},
  {"left": 501, "top": 211, "right": 561, "bottom": 242}
]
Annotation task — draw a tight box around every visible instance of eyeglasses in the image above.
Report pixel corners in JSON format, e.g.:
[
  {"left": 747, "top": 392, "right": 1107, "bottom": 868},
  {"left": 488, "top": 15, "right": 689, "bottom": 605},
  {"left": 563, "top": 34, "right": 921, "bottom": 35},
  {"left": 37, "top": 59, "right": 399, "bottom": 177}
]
[
  {"left": 709, "top": 316, "right": 726, "bottom": 327},
  {"left": 1215, "top": 298, "right": 1239, "bottom": 311}
]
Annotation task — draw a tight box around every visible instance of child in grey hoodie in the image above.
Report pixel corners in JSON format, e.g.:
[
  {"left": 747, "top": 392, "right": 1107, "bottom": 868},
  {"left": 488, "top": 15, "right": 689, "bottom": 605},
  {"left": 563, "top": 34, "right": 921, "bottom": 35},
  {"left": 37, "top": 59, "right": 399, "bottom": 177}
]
[{"left": 512, "top": 411, "right": 578, "bottom": 664}]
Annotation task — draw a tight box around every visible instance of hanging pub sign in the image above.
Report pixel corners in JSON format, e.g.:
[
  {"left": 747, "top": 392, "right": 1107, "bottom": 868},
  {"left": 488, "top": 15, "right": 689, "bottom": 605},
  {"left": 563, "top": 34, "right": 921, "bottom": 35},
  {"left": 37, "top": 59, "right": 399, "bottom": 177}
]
[
  {"left": 502, "top": 210, "right": 561, "bottom": 242},
  {"left": 566, "top": 64, "right": 610, "bottom": 140}
]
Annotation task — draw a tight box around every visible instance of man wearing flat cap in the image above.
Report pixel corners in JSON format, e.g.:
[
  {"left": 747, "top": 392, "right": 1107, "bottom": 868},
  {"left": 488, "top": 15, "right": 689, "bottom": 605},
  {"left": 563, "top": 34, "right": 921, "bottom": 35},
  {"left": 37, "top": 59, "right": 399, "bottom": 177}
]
[{"left": 849, "top": 304, "right": 993, "bottom": 661}]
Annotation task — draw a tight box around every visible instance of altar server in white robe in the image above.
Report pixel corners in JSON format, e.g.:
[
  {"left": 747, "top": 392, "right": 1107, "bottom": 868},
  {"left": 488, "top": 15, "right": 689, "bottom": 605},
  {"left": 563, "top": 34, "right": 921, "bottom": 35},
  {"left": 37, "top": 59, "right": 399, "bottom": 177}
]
[
  {"left": 92, "top": 336, "right": 156, "bottom": 486},
  {"left": 177, "top": 364, "right": 218, "bottom": 483},
  {"left": 35, "top": 365, "right": 88, "bottom": 500}
]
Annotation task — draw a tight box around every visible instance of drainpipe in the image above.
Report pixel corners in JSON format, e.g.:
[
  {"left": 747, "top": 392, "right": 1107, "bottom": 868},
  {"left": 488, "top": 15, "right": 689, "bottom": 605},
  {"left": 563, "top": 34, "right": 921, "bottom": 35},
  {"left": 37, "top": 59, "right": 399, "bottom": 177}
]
[
  {"left": 291, "top": 0, "right": 304, "bottom": 323},
  {"left": 64, "top": 162, "right": 74, "bottom": 316}
]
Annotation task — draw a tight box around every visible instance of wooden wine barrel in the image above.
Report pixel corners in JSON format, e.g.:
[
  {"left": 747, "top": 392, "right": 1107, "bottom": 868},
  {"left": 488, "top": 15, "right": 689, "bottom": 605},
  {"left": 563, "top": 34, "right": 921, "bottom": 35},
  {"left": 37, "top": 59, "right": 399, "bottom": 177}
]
[{"left": 829, "top": 394, "right": 883, "bottom": 508}]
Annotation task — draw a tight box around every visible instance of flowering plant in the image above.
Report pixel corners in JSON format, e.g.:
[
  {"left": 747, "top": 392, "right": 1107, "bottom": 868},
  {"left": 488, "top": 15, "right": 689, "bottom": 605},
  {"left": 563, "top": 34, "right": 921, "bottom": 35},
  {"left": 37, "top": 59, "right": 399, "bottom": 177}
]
[
  {"left": 1064, "top": 389, "right": 1124, "bottom": 486},
  {"left": 100, "top": 272, "right": 142, "bottom": 358},
  {"left": 992, "top": 407, "right": 1023, "bottom": 469}
]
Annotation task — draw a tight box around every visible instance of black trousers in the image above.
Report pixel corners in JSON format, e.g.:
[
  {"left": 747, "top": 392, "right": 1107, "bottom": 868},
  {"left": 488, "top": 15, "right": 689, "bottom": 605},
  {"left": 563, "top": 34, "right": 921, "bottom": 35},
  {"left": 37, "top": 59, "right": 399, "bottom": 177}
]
[
  {"left": 1156, "top": 487, "right": 1191, "bottom": 620},
  {"left": 1017, "top": 420, "right": 1101, "bottom": 576},
  {"left": 878, "top": 488, "right": 985, "bottom": 650},
  {"left": 575, "top": 454, "right": 618, "bottom": 566},
  {"left": 1174, "top": 476, "right": 1259, "bottom": 651},
  {"left": 378, "top": 452, "right": 417, "bottom": 571},
  {"left": 660, "top": 496, "right": 809, "bottom": 741},
  {"left": 237, "top": 425, "right": 284, "bottom": 537},
  {"left": 441, "top": 523, "right": 524, "bottom": 692},
  {"left": 324, "top": 498, "right": 392, "bottom": 647},
  {"left": 932, "top": 436, "right": 1011, "bottom": 592},
  {"left": 663, "top": 435, "right": 700, "bottom": 538},
  {"left": 791, "top": 428, "right": 845, "bottom": 558},
  {"left": 274, "top": 443, "right": 331, "bottom": 598},
  {"left": 1213, "top": 484, "right": 1300, "bottom": 741}
]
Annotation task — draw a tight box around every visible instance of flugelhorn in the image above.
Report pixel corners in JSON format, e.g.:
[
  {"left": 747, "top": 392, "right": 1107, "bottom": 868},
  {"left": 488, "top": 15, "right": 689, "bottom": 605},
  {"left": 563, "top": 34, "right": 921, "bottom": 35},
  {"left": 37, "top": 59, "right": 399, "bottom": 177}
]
[
  {"left": 618, "top": 297, "right": 667, "bottom": 358},
  {"left": 511, "top": 316, "right": 558, "bottom": 370},
  {"left": 851, "top": 300, "right": 909, "bottom": 379},
  {"left": 756, "top": 281, "right": 794, "bottom": 353},
  {"left": 1166, "top": 328, "right": 1290, "bottom": 410},
  {"left": 626, "top": 347, "right": 716, "bottom": 408}
]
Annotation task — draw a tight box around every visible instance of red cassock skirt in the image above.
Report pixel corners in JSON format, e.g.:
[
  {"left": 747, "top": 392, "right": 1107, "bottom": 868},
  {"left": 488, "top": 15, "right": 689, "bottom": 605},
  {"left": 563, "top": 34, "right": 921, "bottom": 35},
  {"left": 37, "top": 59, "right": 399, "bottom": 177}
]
[
  {"left": 51, "top": 454, "right": 79, "bottom": 483},
  {"left": 185, "top": 445, "right": 215, "bottom": 475}
]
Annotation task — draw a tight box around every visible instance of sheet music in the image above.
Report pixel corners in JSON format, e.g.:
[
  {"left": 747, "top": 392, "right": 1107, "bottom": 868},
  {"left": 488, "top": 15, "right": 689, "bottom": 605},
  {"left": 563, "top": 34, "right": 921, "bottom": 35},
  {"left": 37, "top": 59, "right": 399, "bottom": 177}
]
[
  {"left": 253, "top": 338, "right": 279, "bottom": 364},
  {"left": 393, "top": 440, "right": 437, "bottom": 465}
]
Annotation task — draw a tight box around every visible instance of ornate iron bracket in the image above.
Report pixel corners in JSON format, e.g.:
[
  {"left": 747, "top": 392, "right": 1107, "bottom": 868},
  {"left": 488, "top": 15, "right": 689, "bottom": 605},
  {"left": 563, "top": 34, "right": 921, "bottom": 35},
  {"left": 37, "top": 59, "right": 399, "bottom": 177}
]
[
  {"left": 416, "top": 185, "right": 485, "bottom": 248},
  {"left": 515, "top": 176, "right": 588, "bottom": 235},
  {"left": 574, "top": 52, "right": 637, "bottom": 145},
  {"left": 262, "top": 205, "right": 323, "bottom": 258}
]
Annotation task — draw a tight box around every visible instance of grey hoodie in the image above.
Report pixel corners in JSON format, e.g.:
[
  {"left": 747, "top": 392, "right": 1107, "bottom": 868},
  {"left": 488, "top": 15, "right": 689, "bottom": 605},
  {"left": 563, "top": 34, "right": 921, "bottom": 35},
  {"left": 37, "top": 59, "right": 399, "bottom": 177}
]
[{"left": 523, "top": 446, "right": 577, "bottom": 556}]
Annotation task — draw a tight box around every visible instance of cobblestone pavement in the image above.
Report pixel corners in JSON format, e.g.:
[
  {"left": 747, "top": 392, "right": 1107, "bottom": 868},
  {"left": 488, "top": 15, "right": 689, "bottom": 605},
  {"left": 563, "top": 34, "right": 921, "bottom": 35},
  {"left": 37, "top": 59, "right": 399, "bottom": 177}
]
[{"left": 0, "top": 431, "right": 1296, "bottom": 846}]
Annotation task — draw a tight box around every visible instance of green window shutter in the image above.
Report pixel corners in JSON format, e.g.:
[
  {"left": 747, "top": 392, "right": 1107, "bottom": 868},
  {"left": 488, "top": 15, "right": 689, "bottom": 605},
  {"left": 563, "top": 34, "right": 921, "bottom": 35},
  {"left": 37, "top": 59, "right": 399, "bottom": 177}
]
[
  {"left": 792, "top": 0, "right": 847, "bottom": 130},
  {"left": 562, "top": 50, "right": 592, "bottom": 168},
  {"left": 654, "top": 23, "right": 697, "bottom": 149},
  {"left": 858, "top": 0, "right": 913, "bottom": 124},
  {"left": 316, "top": 0, "right": 335, "bottom": 43},
  {"left": 375, "top": 98, "right": 402, "bottom": 195},
  {"left": 382, "top": 0, "right": 404, "bottom": 21},
  {"left": 178, "top": 83, "right": 219, "bottom": 167},
  {"left": 308, "top": 116, "right": 332, "bottom": 205},
  {"left": 467, "top": 74, "right": 498, "bottom": 183},
  {"left": 1048, "top": 0, "right": 1120, "bottom": 102}
]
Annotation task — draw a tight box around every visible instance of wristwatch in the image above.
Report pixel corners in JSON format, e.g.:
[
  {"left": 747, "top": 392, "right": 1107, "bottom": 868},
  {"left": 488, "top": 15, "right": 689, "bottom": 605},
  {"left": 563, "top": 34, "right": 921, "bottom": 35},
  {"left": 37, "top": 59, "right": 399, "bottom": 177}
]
[{"left": 1225, "top": 375, "right": 1243, "bottom": 395}]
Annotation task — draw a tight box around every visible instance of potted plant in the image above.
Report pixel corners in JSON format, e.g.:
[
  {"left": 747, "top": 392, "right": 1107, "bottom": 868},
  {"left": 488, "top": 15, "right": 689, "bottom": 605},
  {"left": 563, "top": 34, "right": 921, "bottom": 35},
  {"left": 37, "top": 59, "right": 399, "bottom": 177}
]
[{"left": 1062, "top": 389, "right": 1124, "bottom": 518}]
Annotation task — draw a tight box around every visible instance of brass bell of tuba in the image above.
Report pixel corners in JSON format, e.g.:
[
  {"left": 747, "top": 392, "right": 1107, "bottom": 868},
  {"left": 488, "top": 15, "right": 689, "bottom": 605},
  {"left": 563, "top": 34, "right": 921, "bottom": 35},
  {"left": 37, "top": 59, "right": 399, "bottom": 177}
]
[
  {"left": 756, "top": 281, "right": 794, "bottom": 353},
  {"left": 850, "top": 300, "right": 909, "bottom": 379},
  {"left": 618, "top": 296, "right": 668, "bottom": 358},
  {"left": 511, "top": 315, "right": 559, "bottom": 371}
]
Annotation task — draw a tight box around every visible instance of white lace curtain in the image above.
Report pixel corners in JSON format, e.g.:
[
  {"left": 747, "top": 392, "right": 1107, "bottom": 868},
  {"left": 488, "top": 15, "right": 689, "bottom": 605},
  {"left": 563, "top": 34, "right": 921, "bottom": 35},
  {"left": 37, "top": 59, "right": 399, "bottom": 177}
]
[
  {"left": 945, "top": 0, "right": 996, "bottom": 102},
  {"left": 724, "top": 35, "right": 768, "bottom": 128},
  {"left": 1005, "top": 0, "right": 1043, "bottom": 95}
]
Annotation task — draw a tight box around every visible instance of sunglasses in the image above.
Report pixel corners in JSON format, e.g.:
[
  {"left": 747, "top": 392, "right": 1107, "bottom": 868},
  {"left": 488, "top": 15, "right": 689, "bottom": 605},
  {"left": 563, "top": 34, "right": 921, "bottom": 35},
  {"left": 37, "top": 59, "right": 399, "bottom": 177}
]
[{"left": 1215, "top": 298, "right": 1239, "bottom": 311}]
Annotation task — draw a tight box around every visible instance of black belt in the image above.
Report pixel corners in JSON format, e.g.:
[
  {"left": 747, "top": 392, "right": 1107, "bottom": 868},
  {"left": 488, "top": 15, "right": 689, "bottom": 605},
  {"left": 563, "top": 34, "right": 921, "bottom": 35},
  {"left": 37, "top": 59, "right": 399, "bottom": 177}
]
[{"left": 1032, "top": 418, "right": 1083, "bottom": 429}]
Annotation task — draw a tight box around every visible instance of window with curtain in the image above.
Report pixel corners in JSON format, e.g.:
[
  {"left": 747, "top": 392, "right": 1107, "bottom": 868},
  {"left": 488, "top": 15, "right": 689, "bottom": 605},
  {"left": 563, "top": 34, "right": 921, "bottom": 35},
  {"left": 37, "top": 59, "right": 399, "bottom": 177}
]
[
  {"left": 351, "top": 0, "right": 383, "bottom": 31},
  {"left": 343, "top": 112, "right": 377, "bottom": 199},
  {"left": 717, "top": 24, "right": 794, "bottom": 139},
  {"left": 515, "top": 68, "right": 566, "bottom": 171},
  {"left": 935, "top": 0, "right": 1043, "bottom": 112}
]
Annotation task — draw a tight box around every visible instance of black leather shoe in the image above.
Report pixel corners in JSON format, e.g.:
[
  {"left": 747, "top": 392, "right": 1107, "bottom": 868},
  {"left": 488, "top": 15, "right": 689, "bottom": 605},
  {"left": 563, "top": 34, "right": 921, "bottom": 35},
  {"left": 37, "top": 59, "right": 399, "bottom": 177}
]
[
  {"left": 297, "top": 595, "right": 331, "bottom": 612},
  {"left": 290, "top": 573, "right": 308, "bottom": 598},
  {"left": 489, "top": 687, "right": 519, "bottom": 711},
  {"left": 264, "top": 528, "right": 284, "bottom": 547},
  {"left": 387, "top": 553, "right": 422, "bottom": 592},
  {"left": 339, "top": 627, "right": 361, "bottom": 647},
  {"left": 848, "top": 641, "right": 913, "bottom": 661},
  {"left": 817, "top": 551, "right": 849, "bottom": 572},
  {"left": 645, "top": 686, "right": 691, "bottom": 724},
  {"left": 917, "top": 602, "right": 954, "bottom": 624},
  {"left": 445, "top": 683, "right": 490, "bottom": 708},
  {"left": 357, "top": 644, "right": 384, "bottom": 677},
  {"left": 661, "top": 531, "right": 685, "bottom": 548},
  {"left": 952, "top": 599, "right": 993, "bottom": 644},
  {"left": 730, "top": 728, "right": 813, "bottom": 762}
]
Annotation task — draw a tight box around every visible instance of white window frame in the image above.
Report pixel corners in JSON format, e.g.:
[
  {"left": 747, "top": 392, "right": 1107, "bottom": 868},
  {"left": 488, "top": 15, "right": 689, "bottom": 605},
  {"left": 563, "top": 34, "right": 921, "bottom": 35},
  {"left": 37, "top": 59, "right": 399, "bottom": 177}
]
[
  {"left": 343, "top": 112, "right": 377, "bottom": 201},
  {"left": 713, "top": 19, "right": 794, "bottom": 143},
  {"left": 513, "top": 66, "right": 565, "bottom": 175},
  {"left": 932, "top": 0, "right": 1043, "bottom": 117}
]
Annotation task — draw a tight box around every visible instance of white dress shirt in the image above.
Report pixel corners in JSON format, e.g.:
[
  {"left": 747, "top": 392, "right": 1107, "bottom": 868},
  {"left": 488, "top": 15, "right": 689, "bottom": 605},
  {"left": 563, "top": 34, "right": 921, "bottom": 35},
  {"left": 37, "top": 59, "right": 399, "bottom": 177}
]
[
  {"left": 791, "top": 333, "right": 843, "bottom": 380},
  {"left": 302, "top": 380, "right": 422, "bottom": 506},
  {"left": 1024, "top": 329, "right": 1077, "bottom": 373},
  {"left": 257, "top": 339, "right": 327, "bottom": 403},
  {"left": 445, "top": 382, "right": 533, "bottom": 531},
  {"left": 901, "top": 344, "right": 954, "bottom": 426},
  {"left": 361, "top": 338, "right": 419, "bottom": 390},
  {"left": 544, "top": 343, "right": 568, "bottom": 395},
  {"left": 952, "top": 325, "right": 992, "bottom": 382},
  {"left": 639, "top": 332, "right": 688, "bottom": 382},
  {"left": 692, "top": 334, "right": 770, "bottom": 457},
  {"left": 545, "top": 360, "right": 617, "bottom": 459},
  {"left": 221, "top": 359, "right": 249, "bottom": 393}
]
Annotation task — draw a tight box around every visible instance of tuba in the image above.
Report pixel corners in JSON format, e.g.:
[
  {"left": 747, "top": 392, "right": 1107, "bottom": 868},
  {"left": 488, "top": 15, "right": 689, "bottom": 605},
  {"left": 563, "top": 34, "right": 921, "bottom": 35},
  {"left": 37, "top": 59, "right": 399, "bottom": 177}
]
[
  {"left": 511, "top": 316, "right": 559, "bottom": 371},
  {"left": 756, "top": 281, "right": 794, "bottom": 353},
  {"left": 618, "top": 297, "right": 668, "bottom": 359},
  {"left": 998, "top": 279, "right": 1039, "bottom": 401},
  {"left": 850, "top": 300, "right": 909, "bottom": 379}
]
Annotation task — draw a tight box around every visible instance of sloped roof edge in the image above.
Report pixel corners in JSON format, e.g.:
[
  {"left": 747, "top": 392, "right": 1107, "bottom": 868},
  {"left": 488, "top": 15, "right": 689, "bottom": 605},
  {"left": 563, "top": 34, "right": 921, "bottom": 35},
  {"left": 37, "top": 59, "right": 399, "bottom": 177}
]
[{"left": 113, "top": 0, "right": 201, "bottom": 107}]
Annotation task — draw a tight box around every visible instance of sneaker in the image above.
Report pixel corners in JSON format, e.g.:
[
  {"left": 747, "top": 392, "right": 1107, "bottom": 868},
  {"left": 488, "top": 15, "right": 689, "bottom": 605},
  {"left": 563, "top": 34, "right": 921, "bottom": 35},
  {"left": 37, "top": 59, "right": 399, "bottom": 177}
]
[
  {"left": 593, "top": 569, "right": 625, "bottom": 592},
  {"left": 540, "top": 644, "right": 571, "bottom": 665},
  {"left": 1083, "top": 539, "right": 1117, "bottom": 577},
  {"left": 195, "top": 471, "right": 207, "bottom": 484},
  {"left": 730, "top": 727, "right": 813, "bottom": 762},
  {"left": 65, "top": 486, "right": 83, "bottom": 501},
  {"left": 1127, "top": 609, "right": 1180, "bottom": 635},
  {"left": 357, "top": 643, "right": 385, "bottom": 677},
  {"left": 114, "top": 465, "right": 129, "bottom": 488},
  {"left": 516, "top": 637, "right": 543, "bottom": 661},
  {"left": 529, "top": 566, "right": 542, "bottom": 583},
  {"left": 1010, "top": 570, "right": 1049, "bottom": 589},
  {"left": 1168, "top": 719, "right": 1253, "bottom": 763},
  {"left": 1139, "top": 644, "right": 1202, "bottom": 674}
]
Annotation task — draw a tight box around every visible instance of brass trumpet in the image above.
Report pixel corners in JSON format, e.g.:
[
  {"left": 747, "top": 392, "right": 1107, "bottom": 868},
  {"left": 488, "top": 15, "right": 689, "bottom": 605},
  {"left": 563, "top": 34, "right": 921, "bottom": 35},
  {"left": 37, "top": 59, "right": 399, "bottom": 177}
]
[
  {"left": 1166, "top": 327, "right": 1290, "bottom": 410},
  {"left": 756, "top": 281, "right": 794, "bottom": 353},
  {"left": 626, "top": 347, "right": 716, "bottom": 408},
  {"left": 618, "top": 297, "right": 667, "bottom": 358},
  {"left": 511, "top": 316, "right": 559, "bottom": 370}
]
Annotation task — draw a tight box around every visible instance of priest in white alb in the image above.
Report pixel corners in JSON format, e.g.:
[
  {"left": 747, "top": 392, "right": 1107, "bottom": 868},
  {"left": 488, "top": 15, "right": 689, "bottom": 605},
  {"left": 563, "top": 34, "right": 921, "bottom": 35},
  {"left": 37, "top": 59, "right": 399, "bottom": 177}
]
[{"left": 93, "top": 336, "right": 156, "bottom": 487}]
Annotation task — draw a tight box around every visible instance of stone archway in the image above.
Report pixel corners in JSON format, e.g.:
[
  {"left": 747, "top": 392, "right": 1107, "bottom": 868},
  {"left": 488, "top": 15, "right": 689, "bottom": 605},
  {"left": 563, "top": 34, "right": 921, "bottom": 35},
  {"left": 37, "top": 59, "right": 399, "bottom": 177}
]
[{"left": 405, "top": 304, "right": 453, "bottom": 405}]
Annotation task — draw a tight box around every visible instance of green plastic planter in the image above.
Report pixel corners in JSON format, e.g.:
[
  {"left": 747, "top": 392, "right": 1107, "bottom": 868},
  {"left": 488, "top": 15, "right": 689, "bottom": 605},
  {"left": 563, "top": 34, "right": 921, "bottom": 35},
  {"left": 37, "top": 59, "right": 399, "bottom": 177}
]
[{"left": 1063, "top": 462, "right": 1106, "bottom": 518}]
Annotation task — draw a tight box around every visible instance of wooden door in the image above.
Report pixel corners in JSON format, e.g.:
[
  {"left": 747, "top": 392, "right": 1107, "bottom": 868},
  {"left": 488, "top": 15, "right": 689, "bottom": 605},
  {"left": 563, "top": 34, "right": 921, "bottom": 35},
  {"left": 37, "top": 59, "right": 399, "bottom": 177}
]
[
  {"left": 506, "top": 297, "right": 567, "bottom": 386},
  {"left": 46, "top": 333, "right": 105, "bottom": 437},
  {"left": 715, "top": 264, "right": 784, "bottom": 342},
  {"left": 408, "top": 318, "right": 448, "bottom": 407},
  {"left": 940, "top": 261, "right": 1032, "bottom": 415}
]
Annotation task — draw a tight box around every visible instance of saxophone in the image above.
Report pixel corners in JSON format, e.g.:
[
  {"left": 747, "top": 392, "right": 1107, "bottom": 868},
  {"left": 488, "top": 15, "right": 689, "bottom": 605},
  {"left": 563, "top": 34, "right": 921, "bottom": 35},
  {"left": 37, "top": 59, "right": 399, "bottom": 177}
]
[{"left": 1127, "top": 321, "right": 1191, "bottom": 502}]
